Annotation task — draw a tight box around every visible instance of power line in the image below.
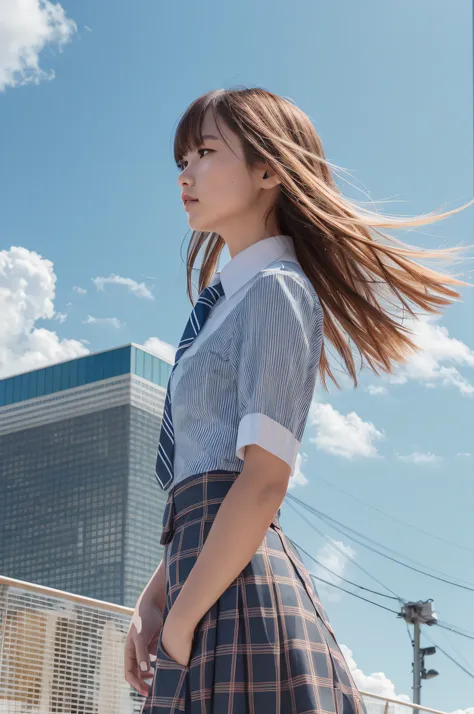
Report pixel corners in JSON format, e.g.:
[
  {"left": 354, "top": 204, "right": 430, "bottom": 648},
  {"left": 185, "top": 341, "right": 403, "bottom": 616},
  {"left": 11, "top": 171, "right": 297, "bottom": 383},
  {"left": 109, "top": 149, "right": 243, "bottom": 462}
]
[
  {"left": 288, "top": 493, "right": 474, "bottom": 588},
  {"left": 310, "top": 472, "right": 474, "bottom": 556},
  {"left": 433, "top": 627, "right": 474, "bottom": 676},
  {"left": 286, "top": 490, "right": 474, "bottom": 691},
  {"left": 289, "top": 537, "right": 400, "bottom": 600},
  {"left": 437, "top": 622, "right": 474, "bottom": 642},
  {"left": 286, "top": 493, "right": 474, "bottom": 593},
  {"left": 422, "top": 629, "right": 474, "bottom": 682},
  {"left": 289, "top": 526, "right": 474, "bottom": 690},
  {"left": 294, "top": 544, "right": 474, "bottom": 650},
  {"left": 285, "top": 499, "right": 404, "bottom": 603},
  {"left": 317, "top": 513, "right": 474, "bottom": 593},
  {"left": 308, "top": 574, "right": 400, "bottom": 615}
]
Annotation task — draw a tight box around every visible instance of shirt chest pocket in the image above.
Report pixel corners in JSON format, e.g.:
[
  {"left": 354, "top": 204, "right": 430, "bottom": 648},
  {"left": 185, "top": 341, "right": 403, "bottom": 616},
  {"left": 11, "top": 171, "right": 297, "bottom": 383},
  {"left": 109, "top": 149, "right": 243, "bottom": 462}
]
[
  {"left": 198, "top": 338, "right": 234, "bottom": 395},
  {"left": 179, "top": 341, "right": 231, "bottom": 387},
  {"left": 204, "top": 344, "right": 231, "bottom": 378}
]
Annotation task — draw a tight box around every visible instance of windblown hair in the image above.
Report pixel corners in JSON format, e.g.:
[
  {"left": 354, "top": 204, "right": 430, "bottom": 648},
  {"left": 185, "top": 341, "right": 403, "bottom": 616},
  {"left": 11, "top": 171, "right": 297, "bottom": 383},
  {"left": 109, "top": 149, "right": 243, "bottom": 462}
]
[{"left": 173, "top": 87, "right": 472, "bottom": 388}]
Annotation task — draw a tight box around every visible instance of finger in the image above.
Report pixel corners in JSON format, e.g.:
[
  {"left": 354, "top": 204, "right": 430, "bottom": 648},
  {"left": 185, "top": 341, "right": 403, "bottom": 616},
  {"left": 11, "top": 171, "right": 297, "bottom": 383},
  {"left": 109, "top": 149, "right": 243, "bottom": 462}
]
[
  {"left": 124, "top": 650, "right": 154, "bottom": 693},
  {"left": 125, "top": 668, "right": 149, "bottom": 696}
]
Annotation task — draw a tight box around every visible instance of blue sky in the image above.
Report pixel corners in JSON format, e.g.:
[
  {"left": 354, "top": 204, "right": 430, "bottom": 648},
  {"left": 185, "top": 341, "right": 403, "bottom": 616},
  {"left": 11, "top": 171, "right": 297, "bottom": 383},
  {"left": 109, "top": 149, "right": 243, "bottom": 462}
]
[{"left": 1, "top": 1, "right": 473, "bottom": 710}]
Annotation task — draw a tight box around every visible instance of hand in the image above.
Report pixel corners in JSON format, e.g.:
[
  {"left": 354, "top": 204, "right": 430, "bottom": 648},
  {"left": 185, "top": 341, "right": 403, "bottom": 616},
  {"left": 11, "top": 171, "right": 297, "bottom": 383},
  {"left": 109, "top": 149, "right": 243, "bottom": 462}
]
[
  {"left": 161, "top": 611, "right": 195, "bottom": 667},
  {"left": 124, "top": 597, "right": 163, "bottom": 697}
]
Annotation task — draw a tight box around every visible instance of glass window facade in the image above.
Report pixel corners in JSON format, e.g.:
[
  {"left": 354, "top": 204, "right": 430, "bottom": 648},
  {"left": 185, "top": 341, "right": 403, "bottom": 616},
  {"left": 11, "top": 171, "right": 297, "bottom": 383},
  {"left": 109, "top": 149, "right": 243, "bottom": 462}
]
[
  {"left": 0, "top": 345, "right": 170, "bottom": 609},
  {"left": 0, "top": 344, "right": 173, "bottom": 407}
]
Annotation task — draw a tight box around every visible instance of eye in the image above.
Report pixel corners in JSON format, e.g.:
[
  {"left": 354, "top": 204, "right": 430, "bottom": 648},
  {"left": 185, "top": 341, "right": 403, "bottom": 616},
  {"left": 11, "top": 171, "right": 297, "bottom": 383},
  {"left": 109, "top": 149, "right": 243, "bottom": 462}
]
[{"left": 176, "top": 148, "right": 212, "bottom": 171}]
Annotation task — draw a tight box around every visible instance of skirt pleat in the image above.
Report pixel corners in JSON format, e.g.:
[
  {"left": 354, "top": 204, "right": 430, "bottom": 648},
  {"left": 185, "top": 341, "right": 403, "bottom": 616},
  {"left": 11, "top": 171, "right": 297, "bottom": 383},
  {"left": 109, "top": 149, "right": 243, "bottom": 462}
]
[{"left": 140, "top": 470, "right": 367, "bottom": 714}]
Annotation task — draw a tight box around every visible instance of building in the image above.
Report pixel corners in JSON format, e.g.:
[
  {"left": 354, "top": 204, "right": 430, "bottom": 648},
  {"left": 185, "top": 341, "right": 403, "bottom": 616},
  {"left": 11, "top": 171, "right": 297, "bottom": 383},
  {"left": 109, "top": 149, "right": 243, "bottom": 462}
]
[{"left": 0, "top": 344, "right": 172, "bottom": 609}]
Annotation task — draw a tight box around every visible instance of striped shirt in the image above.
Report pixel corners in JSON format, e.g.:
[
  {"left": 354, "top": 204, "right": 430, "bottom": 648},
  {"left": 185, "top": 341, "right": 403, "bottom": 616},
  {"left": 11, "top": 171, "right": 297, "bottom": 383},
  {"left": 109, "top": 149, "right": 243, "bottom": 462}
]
[{"left": 169, "top": 234, "right": 324, "bottom": 488}]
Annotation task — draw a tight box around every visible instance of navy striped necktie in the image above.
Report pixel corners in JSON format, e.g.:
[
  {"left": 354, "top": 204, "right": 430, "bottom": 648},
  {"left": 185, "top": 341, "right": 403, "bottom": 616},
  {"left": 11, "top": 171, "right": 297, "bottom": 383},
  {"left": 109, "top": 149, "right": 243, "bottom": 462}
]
[{"left": 154, "top": 280, "right": 225, "bottom": 490}]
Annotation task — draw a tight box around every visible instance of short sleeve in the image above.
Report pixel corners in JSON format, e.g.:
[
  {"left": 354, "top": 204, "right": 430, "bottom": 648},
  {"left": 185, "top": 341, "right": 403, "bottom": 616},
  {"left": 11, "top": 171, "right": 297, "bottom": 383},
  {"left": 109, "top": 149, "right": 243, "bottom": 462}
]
[{"left": 230, "top": 270, "right": 323, "bottom": 472}]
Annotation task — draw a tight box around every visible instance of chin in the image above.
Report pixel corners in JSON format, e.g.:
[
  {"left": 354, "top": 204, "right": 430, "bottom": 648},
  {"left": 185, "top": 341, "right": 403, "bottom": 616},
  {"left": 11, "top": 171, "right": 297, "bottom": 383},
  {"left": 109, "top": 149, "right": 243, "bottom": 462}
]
[{"left": 188, "top": 217, "right": 217, "bottom": 232}]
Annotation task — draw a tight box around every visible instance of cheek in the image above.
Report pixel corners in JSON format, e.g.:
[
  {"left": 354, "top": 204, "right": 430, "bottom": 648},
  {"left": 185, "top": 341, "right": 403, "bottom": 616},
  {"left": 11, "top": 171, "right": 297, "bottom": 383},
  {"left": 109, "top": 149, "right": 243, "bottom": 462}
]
[{"left": 202, "top": 164, "right": 253, "bottom": 211}]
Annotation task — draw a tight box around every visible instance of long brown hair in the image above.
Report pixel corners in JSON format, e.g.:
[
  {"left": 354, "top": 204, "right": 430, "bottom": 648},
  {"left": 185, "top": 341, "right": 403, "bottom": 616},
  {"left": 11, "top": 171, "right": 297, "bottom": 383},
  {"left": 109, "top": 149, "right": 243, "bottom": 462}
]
[{"left": 173, "top": 87, "right": 473, "bottom": 388}]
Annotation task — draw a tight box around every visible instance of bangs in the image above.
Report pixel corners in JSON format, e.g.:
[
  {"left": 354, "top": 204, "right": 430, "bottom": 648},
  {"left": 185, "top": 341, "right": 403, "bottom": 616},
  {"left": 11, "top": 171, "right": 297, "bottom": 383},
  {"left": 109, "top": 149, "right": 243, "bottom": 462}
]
[{"left": 173, "top": 91, "right": 225, "bottom": 167}]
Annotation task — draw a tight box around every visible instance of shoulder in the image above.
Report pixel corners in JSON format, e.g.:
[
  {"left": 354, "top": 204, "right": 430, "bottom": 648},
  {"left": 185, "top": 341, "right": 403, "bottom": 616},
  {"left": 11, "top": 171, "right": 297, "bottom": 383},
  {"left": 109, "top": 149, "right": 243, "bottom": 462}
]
[{"left": 240, "top": 260, "right": 322, "bottom": 323}]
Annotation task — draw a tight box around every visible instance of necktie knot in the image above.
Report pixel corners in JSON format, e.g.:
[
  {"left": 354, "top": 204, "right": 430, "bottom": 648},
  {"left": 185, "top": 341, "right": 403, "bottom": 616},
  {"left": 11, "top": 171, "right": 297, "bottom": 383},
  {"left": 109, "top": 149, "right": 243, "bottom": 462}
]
[{"left": 174, "top": 280, "right": 224, "bottom": 365}]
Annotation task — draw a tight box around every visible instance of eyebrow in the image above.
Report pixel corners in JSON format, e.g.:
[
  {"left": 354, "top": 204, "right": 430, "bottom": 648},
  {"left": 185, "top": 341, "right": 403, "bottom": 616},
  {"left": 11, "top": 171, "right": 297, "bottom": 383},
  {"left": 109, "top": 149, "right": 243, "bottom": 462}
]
[{"left": 201, "top": 134, "right": 220, "bottom": 141}]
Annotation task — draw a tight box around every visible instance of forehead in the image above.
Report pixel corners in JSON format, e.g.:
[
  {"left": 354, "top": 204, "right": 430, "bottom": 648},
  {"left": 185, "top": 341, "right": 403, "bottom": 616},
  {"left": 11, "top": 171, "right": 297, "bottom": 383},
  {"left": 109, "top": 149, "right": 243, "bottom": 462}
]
[
  {"left": 174, "top": 102, "right": 240, "bottom": 163},
  {"left": 201, "top": 107, "right": 219, "bottom": 134}
]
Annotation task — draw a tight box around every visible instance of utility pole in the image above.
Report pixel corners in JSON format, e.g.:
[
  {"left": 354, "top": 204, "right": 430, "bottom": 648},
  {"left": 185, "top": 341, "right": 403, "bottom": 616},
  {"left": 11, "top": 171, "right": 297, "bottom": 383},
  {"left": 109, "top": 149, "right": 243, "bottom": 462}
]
[
  {"left": 413, "top": 617, "right": 421, "bottom": 709},
  {"left": 399, "top": 600, "right": 439, "bottom": 713}
]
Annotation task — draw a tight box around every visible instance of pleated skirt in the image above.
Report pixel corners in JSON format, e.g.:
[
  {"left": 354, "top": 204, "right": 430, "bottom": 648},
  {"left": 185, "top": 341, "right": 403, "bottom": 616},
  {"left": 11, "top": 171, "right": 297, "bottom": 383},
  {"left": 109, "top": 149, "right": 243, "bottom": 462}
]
[{"left": 140, "top": 470, "right": 366, "bottom": 714}]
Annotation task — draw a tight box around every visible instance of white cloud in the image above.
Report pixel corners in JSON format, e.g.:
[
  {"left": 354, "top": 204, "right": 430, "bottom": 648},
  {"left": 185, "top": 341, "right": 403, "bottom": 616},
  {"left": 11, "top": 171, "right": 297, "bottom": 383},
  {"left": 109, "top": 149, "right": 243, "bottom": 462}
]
[
  {"left": 397, "top": 451, "right": 442, "bottom": 465},
  {"left": 457, "top": 452, "right": 471, "bottom": 458},
  {"left": 0, "top": 0, "right": 77, "bottom": 92},
  {"left": 309, "top": 402, "right": 385, "bottom": 459},
  {"left": 340, "top": 645, "right": 410, "bottom": 711},
  {"left": 54, "top": 311, "right": 67, "bottom": 324},
  {"left": 92, "top": 274, "right": 154, "bottom": 300},
  {"left": 366, "top": 385, "right": 388, "bottom": 396},
  {"left": 312, "top": 539, "right": 355, "bottom": 602},
  {"left": 288, "top": 451, "right": 309, "bottom": 490},
  {"left": 142, "top": 337, "right": 176, "bottom": 365},
  {"left": 390, "top": 315, "right": 474, "bottom": 396},
  {"left": 0, "top": 246, "right": 88, "bottom": 378},
  {"left": 73, "top": 286, "right": 87, "bottom": 295},
  {"left": 82, "top": 315, "right": 124, "bottom": 329},
  {"left": 340, "top": 644, "right": 474, "bottom": 714}
]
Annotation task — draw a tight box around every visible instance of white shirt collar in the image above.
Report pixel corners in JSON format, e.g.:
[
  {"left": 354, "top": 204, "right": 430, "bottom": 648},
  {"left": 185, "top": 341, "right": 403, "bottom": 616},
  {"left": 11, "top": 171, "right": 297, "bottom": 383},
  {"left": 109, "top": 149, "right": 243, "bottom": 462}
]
[{"left": 210, "top": 234, "right": 298, "bottom": 299}]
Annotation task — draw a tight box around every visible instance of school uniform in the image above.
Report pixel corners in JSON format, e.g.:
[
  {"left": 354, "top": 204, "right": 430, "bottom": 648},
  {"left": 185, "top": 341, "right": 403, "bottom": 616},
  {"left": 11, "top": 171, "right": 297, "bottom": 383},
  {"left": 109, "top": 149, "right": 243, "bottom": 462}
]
[{"left": 140, "top": 235, "right": 366, "bottom": 714}]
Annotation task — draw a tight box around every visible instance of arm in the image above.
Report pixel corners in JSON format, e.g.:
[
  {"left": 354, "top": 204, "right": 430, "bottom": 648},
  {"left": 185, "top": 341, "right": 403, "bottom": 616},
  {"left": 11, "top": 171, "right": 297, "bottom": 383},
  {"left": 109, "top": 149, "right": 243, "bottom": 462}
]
[
  {"left": 136, "top": 558, "right": 166, "bottom": 613},
  {"left": 166, "top": 445, "right": 290, "bottom": 632}
]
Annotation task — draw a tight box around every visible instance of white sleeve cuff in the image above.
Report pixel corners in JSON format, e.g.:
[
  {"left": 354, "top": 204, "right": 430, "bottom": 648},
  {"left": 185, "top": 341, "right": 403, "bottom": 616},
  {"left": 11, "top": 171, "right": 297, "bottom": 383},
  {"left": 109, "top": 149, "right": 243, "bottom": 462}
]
[{"left": 235, "top": 412, "right": 300, "bottom": 471}]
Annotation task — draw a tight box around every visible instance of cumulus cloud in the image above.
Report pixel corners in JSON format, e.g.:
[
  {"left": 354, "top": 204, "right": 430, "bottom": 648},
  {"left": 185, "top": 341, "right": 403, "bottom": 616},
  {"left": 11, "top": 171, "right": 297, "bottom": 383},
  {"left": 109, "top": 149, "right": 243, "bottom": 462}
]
[
  {"left": 142, "top": 337, "right": 176, "bottom": 365},
  {"left": 309, "top": 402, "right": 385, "bottom": 459},
  {"left": 390, "top": 315, "right": 474, "bottom": 396},
  {"left": 312, "top": 539, "right": 355, "bottom": 602},
  {"left": 343, "top": 648, "right": 474, "bottom": 714},
  {"left": 0, "top": 0, "right": 77, "bottom": 92},
  {"left": 0, "top": 246, "right": 88, "bottom": 378},
  {"left": 397, "top": 451, "right": 442, "bottom": 465},
  {"left": 82, "top": 315, "right": 125, "bottom": 329},
  {"left": 341, "top": 645, "right": 410, "bottom": 711},
  {"left": 73, "top": 286, "right": 87, "bottom": 295},
  {"left": 92, "top": 274, "right": 154, "bottom": 300},
  {"left": 366, "top": 385, "right": 388, "bottom": 396},
  {"left": 288, "top": 451, "right": 309, "bottom": 490},
  {"left": 457, "top": 452, "right": 471, "bottom": 458},
  {"left": 54, "top": 312, "right": 67, "bottom": 324}
]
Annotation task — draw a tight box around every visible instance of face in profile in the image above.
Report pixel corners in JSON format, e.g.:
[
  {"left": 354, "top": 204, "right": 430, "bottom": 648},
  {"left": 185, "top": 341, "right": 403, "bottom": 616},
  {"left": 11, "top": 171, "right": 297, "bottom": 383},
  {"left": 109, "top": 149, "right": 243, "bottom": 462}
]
[{"left": 177, "top": 108, "right": 262, "bottom": 235}]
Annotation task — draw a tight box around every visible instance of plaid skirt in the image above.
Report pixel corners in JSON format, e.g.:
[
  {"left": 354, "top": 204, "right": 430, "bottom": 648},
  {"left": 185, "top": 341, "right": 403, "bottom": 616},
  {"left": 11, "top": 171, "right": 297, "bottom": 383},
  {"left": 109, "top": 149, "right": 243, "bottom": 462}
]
[{"left": 140, "top": 470, "right": 366, "bottom": 714}]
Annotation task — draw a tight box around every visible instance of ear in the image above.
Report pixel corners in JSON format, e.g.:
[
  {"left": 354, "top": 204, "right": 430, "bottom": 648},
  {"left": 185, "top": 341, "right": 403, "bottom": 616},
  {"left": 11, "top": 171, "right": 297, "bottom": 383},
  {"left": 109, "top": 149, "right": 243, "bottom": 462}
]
[{"left": 258, "top": 165, "right": 281, "bottom": 189}]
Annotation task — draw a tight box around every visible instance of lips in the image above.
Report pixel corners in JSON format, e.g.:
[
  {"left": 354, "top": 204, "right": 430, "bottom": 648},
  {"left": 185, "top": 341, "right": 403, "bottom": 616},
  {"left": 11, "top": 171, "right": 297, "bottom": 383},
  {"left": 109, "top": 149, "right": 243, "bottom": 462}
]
[
  {"left": 183, "top": 197, "right": 199, "bottom": 210},
  {"left": 182, "top": 194, "right": 198, "bottom": 204}
]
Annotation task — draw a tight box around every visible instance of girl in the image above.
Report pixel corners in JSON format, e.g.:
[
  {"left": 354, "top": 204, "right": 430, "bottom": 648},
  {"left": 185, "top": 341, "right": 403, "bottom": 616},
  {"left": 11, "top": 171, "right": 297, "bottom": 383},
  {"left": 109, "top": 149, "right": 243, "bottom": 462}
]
[{"left": 125, "top": 87, "right": 471, "bottom": 713}]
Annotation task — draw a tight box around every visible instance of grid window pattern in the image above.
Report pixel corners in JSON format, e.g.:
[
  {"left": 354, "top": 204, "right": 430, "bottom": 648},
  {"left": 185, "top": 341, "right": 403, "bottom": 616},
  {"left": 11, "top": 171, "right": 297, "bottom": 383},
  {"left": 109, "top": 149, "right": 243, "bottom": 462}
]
[
  {"left": 0, "top": 406, "right": 129, "bottom": 604},
  {"left": 0, "top": 399, "right": 168, "bottom": 609},
  {"left": 124, "top": 406, "right": 167, "bottom": 607}
]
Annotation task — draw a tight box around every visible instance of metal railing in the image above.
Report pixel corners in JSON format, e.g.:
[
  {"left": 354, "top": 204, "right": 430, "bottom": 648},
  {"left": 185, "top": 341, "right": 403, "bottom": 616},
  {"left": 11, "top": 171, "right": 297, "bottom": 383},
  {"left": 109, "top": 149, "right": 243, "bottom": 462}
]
[{"left": 0, "top": 575, "right": 449, "bottom": 714}]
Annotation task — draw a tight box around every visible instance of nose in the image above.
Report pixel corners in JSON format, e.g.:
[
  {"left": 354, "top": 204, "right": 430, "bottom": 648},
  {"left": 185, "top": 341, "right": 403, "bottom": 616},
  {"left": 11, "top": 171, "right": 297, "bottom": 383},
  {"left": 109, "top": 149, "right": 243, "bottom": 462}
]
[{"left": 178, "top": 166, "right": 194, "bottom": 189}]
